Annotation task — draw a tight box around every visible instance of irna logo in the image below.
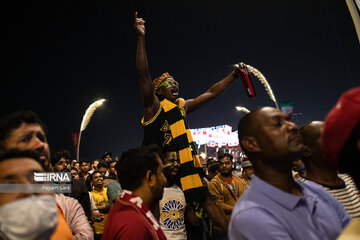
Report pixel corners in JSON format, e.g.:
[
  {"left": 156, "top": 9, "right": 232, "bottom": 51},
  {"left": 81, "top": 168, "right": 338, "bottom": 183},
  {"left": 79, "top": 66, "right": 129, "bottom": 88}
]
[{"left": 34, "top": 172, "right": 71, "bottom": 182}]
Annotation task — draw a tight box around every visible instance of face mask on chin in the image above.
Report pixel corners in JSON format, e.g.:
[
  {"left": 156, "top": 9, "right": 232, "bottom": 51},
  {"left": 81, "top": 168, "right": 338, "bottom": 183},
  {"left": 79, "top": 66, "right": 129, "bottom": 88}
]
[{"left": 0, "top": 194, "right": 58, "bottom": 240}]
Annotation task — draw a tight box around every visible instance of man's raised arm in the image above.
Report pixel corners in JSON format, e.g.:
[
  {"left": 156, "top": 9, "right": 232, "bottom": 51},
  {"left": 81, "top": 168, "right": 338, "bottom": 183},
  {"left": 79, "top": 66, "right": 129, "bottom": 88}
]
[
  {"left": 184, "top": 67, "right": 241, "bottom": 114},
  {"left": 134, "top": 12, "right": 159, "bottom": 121}
]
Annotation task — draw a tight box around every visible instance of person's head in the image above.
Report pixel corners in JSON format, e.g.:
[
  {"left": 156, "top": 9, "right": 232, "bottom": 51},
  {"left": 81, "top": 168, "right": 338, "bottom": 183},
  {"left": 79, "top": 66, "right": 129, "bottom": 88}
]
[
  {"left": 218, "top": 153, "right": 233, "bottom": 177},
  {"left": 299, "top": 121, "right": 324, "bottom": 168},
  {"left": 162, "top": 152, "right": 180, "bottom": 184},
  {"left": 153, "top": 72, "right": 179, "bottom": 103},
  {"left": 207, "top": 161, "right": 219, "bottom": 180},
  {"left": 109, "top": 160, "right": 116, "bottom": 174},
  {"left": 70, "top": 167, "right": 79, "bottom": 180},
  {"left": 90, "top": 170, "right": 104, "bottom": 189},
  {"left": 51, "top": 150, "right": 72, "bottom": 172},
  {"left": 73, "top": 162, "right": 79, "bottom": 170},
  {"left": 241, "top": 160, "right": 254, "bottom": 180},
  {"left": 79, "top": 160, "right": 90, "bottom": 174},
  {"left": 71, "top": 160, "right": 77, "bottom": 167},
  {"left": 116, "top": 145, "right": 166, "bottom": 205},
  {"left": 238, "top": 107, "right": 304, "bottom": 173},
  {"left": 102, "top": 152, "right": 112, "bottom": 163},
  {"left": 91, "top": 159, "right": 99, "bottom": 171},
  {"left": 206, "top": 157, "right": 216, "bottom": 166},
  {"left": 0, "top": 149, "right": 47, "bottom": 207},
  {"left": 199, "top": 152, "right": 207, "bottom": 169},
  {"left": 0, "top": 149, "right": 58, "bottom": 239},
  {"left": 322, "top": 87, "right": 360, "bottom": 189},
  {"left": 97, "top": 161, "right": 108, "bottom": 177},
  {"left": 0, "top": 111, "right": 51, "bottom": 171}
]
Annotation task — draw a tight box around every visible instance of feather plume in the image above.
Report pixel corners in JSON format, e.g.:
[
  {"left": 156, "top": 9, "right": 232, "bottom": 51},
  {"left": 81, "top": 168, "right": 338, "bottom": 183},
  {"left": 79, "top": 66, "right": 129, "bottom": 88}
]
[
  {"left": 77, "top": 99, "right": 106, "bottom": 161},
  {"left": 232, "top": 63, "right": 279, "bottom": 109},
  {"left": 246, "top": 65, "right": 279, "bottom": 109},
  {"left": 235, "top": 106, "right": 250, "bottom": 113},
  {"left": 80, "top": 99, "right": 106, "bottom": 132}
]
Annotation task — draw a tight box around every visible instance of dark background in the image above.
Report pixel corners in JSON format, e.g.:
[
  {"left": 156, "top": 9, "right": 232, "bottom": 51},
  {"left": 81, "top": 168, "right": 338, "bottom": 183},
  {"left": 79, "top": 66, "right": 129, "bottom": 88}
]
[{"left": 2, "top": 0, "right": 360, "bottom": 160}]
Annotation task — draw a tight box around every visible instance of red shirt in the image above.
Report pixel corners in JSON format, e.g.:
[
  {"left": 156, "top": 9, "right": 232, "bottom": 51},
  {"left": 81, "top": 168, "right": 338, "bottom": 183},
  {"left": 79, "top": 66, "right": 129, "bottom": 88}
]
[{"left": 103, "top": 199, "right": 164, "bottom": 240}]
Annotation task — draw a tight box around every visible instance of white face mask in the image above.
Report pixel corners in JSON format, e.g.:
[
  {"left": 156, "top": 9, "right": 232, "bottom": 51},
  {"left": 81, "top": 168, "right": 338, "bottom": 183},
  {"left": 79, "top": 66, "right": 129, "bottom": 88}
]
[{"left": 0, "top": 194, "right": 58, "bottom": 240}]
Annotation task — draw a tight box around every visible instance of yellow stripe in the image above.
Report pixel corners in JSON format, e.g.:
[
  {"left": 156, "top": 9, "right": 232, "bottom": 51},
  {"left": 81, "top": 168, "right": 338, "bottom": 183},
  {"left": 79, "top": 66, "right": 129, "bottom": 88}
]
[
  {"left": 193, "top": 155, "right": 202, "bottom": 168},
  {"left": 181, "top": 174, "right": 203, "bottom": 191},
  {"left": 186, "top": 129, "right": 193, "bottom": 142},
  {"left": 161, "top": 99, "right": 177, "bottom": 112},
  {"left": 175, "top": 98, "right": 187, "bottom": 117},
  {"left": 179, "top": 148, "right": 193, "bottom": 164},
  {"left": 169, "top": 120, "right": 187, "bottom": 139},
  {"left": 141, "top": 105, "right": 163, "bottom": 126}
]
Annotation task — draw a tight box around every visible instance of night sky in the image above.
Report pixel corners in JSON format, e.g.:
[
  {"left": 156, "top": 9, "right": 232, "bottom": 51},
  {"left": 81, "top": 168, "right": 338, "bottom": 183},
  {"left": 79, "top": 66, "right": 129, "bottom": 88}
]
[{"left": 3, "top": 0, "right": 360, "bottom": 160}]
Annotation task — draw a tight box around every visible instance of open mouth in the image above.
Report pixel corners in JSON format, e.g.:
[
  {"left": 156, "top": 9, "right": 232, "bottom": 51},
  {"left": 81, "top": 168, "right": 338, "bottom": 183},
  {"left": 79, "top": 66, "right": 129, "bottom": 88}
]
[{"left": 171, "top": 88, "right": 179, "bottom": 98}]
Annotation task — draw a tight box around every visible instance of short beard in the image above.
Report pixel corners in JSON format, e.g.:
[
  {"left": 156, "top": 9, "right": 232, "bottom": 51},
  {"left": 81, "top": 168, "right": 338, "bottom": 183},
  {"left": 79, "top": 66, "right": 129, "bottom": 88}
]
[{"left": 221, "top": 169, "right": 232, "bottom": 177}]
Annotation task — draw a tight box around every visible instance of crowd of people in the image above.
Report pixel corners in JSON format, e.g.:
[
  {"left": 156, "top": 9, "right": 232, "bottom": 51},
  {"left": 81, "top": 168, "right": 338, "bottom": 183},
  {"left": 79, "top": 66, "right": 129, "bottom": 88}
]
[{"left": 0, "top": 11, "right": 359, "bottom": 240}]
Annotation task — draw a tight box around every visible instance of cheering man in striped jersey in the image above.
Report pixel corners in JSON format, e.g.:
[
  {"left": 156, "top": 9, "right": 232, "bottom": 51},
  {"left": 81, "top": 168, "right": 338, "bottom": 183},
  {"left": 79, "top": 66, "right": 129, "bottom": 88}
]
[{"left": 134, "top": 12, "right": 240, "bottom": 232}]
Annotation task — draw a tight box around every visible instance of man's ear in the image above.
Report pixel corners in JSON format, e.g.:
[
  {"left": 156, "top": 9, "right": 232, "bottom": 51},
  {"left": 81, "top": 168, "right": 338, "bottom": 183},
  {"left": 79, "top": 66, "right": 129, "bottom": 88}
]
[
  {"left": 241, "top": 136, "right": 260, "bottom": 153},
  {"left": 146, "top": 170, "right": 155, "bottom": 187},
  {"left": 302, "top": 145, "right": 312, "bottom": 158}
]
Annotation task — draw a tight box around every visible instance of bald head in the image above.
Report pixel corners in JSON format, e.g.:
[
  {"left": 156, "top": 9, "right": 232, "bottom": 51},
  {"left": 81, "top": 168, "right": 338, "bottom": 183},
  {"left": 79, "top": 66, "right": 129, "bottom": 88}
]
[
  {"left": 299, "top": 121, "right": 324, "bottom": 166},
  {"left": 299, "top": 121, "right": 323, "bottom": 146},
  {"left": 237, "top": 107, "right": 262, "bottom": 152}
]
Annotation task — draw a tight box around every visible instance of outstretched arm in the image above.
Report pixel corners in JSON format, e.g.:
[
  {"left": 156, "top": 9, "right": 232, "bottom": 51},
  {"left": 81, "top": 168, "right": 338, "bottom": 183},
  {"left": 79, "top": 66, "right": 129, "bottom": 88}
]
[
  {"left": 134, "top": 12, "right": 160, "bottom": 121},
  {"left": 184, "top": 67, "right": 241, "bottom": 114}
]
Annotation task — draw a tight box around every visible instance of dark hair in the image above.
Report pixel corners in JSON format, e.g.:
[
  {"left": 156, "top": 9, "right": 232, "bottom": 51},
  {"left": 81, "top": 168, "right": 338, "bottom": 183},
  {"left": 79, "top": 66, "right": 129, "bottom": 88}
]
[
  {"left": 71, "top": 167, "right": 79, "bottom": 173},
  {"left": 102, "top": 152, "right": 112, "bottom": 159},
  {"left": 0, "top": 148, "right": 46, "bottom": 170},
  {"left": 90, "top": 170, "right": 102, "bottom": 181},
  {"left": 80, "top": 159, "right": 90, "bottom": 165},
  {"left": 218, "top": 153, "right": 233, "bottom": 162},
  {"left": 208, "top": 162, "right": 219, "bottom": 174},
  {"left": 116, "top": 145, "right": 161, "bottom": 191},
  {"left": 71, "top": 161, "right": 79, "bottom": 167},
  {"left": 51, "top": 150, "right": 72, "bottom": 166},
  {"left": 0, "top": 111, "right": 47, "bottom": 150},
  {"left": 339, "top": 121, "right": 360, "bottom": 189},
  {"left": 237, "top": 108, "right": 262, "bottom": 153},
  {"left": 206, "top": 157, "right": 216, "bottom": 167},
  {"left": 97, "top": 161, "right": 108, "bottom": 169}
]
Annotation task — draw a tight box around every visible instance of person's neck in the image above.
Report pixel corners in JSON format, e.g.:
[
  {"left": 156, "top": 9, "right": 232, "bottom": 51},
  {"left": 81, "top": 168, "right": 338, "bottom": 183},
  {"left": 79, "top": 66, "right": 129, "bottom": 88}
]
[
  {"left": 93, "top": 185, "right": 103, "bottom": 192},
  {"left": 305, "top": 161, "right": 341, "bottom": 187},
  {"left": 220, "top": 172, "right": 232, "bottom": 178},
  {"left": 81, "top": 172, "right": 88, "bottom": 177},
  {"left": 256, "top": 166, "right": 303, "bottom": 196},
  {"left": 165, "top": 178, "right": 174, "bottom": 187},
  {"left": 133, "top": 189, "right": 155, "bottom": 212}
]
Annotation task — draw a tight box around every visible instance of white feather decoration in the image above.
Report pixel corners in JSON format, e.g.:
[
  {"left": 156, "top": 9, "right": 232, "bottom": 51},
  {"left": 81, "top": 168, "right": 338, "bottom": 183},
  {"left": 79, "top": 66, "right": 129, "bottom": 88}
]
[
  {"left": 233, "top": 63, "right": 279, "bottom": 109},
  {"left": 80, "top": 99, "right": 106, "bottom": 131},
  {"left": 77, "top": 99, "right": 106, "bottom": 161},
  {"left": 235, "top": 106, "right": 250, "bottom": 113}
]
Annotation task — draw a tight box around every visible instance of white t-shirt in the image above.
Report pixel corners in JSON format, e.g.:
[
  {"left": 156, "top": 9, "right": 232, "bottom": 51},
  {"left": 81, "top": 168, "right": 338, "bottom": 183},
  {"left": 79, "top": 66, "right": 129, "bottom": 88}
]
[{"left": 159, "top": 185, "right": 187, "bottom": 240}]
